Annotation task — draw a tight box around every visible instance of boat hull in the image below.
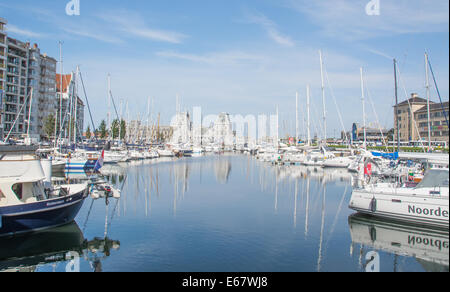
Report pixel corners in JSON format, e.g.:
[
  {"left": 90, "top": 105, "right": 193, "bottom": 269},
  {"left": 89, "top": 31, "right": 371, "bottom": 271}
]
[
  {"left": 65, "top": 159, "right": 98, "bottom": 171},
  {"left": 322, "top": 158, "right": 351, "bottom": 168},
  {"left": 0, "top": 188, "right": 88, "bottom": 236},
  {"left": 349, "top": 189, "right": 449, "bottom": 228}
]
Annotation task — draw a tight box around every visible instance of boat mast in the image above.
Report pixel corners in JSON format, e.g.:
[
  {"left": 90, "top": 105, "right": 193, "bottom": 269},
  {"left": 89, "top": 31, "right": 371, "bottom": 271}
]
[
  {"left": 147, "top": 97, "right": 151, "bottom": 145},
  {"left": 394, "top": 59, "right": 400, "bottom": 152},
  {"left": 360, "top": 67, "right": 367, "bottom": 150},
  {"left": 295, "top": 91, "right": 299, "bottom": 145},
  {"left": 306, "top": 85, "right": 311, "bottom": 146},
  {"left": 26, "top": 88, "right": 34, "bottom": 143},
  {"left": 126, "top": 101, "right": 130, "bottom": 144},
  {"left": 425, "top": 53, "right": 432, "bottom": 151},
  {"left": 74, "top": 67, "right": 79, "bottom": 145},
  {"left": 157, "top": 113, "right": 160, "bottom": 144},
  {"left": 67, "top": 73, "right": 73, "bottom": 148},
  {"left": 276, "top": 105, "right": 279, "bottom": 149},
  {"left": 58, "top": 41, "right": 63, "bottom": 146},
  {"left": 118, "top": 98, "right": 123, "bottom": 145},
  {"left": 319, "top": 50, "right": 327, "bottom": 144},
  {"left": 107, "top": 74, "right": 111, "bottom": 141}
]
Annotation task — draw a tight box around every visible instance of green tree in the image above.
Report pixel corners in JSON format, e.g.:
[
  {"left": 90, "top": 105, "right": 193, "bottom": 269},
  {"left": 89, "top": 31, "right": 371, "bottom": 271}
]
[
  {"left": 99, "top": 120, "right": 107, "bottom": 139},
  {"left": 111, "top": 119, "right": 126, "bottom": 140},
  {"left": 120, "top": 119, "right": 126, "bottom": 140},
  {"left": 111, "top": 119, "right": 120, "bottom": 139},
  {"left": 86, "top": 125, "right": 91, "bottom": 139},
  {"left": 44, "top": 114, "right": 56, "bottom": 139}
]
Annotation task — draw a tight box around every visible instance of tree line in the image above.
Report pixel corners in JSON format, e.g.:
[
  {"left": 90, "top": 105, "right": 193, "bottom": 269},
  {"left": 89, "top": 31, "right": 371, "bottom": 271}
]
[{"left": 43, "top": 114, "right": 126, "bottom": 141}]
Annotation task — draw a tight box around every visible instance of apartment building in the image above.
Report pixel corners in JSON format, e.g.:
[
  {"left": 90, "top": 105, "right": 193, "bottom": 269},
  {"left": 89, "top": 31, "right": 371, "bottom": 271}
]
[
  {"left": 28, "top": 44, "right": 57, "bottom": 139},
  {"left": 393, "top": 93, "right": 429, "bottom": 142},
  {"left": 3, "top": 36, "right": 29, "bottom": 140},
  {"left": 414, "top": 101, "right": 449, "bottom": 144},
  {"left": 394, "top": 93, "right": 449, "bottom": 144},
  {"left": 0, "top": 17, "right": 58, "bottom": 141}
]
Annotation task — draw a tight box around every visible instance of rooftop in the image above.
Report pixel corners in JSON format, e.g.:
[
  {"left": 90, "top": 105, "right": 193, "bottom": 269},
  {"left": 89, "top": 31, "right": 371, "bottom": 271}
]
[
  {"left": 415, "top": 101, "right": 449, "bottom": 114},
  {"left": 395, "top": 93, "right": 430, "bottom": 107}
]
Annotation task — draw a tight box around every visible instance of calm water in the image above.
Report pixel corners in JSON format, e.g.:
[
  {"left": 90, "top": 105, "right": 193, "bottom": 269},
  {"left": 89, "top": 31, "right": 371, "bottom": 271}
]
[{"left": 1, "top": 155, "right": 448, "bottom": 272}]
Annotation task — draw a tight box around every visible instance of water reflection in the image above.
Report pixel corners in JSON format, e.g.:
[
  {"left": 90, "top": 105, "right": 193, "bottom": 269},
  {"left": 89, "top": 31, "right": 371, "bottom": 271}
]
[
  {"left": 30, "top": 154, "right": 444, "bottom": 271},
  {"left": 0, "top": 222, "right": 119, "bottom": 272},
  {"left": 348, "top": 214, "right": 449, "bottom": 272},
  {"left": 214, "top": 158, "right": 232, "bottom": 184}
]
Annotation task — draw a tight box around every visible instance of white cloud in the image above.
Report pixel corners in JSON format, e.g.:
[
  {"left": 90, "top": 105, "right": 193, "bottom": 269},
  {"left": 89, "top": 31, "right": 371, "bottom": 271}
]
[
  {"left": 155, "top": 50, "right": 266, "bottom": 65},
  {"left": 286, "top": 0, "right": 449, "bottom": 40},
  {"left": 245, "top": 12, "right": 295, "bottom": 47},
  {"left": 97, "top": 11, "right": 188, "bottom": 44},
  {"left": 121, "top": 27, "right": 187, "bottom": 44},
  {"left": 6, "top": 24, "right": 45, "bottom": 38},
  {"left": 62, "top": 27, "right": 124, "bottom": 44}
]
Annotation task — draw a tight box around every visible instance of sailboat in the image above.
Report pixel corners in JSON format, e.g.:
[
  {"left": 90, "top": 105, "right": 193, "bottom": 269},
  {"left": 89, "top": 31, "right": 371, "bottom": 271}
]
[{"left": 348, "top": 60, "right": 449, "bottom": 228}]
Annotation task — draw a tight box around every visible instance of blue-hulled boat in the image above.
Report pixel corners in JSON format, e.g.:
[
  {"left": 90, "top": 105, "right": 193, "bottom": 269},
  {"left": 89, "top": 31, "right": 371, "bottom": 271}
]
[{"left": 0, "top": 146, "right": 89, "bottom": 236}]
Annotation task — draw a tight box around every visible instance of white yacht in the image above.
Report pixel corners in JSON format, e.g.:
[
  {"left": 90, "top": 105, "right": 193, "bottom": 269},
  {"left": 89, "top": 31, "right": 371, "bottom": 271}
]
[
  {"left": 104, "top": 150, "right": 128, "bottom": 164},
  {"left": 302, "top": 147, "right": 331, "bottom": 167},
  {"left": 322, "top": 156, "right": 354, "bottom": 168},
  {"left": 157, "top": 148, "right": 175, "bottom": 157},
  {"left": 349, "top": 168, "right": 449, "bottom": 228}
]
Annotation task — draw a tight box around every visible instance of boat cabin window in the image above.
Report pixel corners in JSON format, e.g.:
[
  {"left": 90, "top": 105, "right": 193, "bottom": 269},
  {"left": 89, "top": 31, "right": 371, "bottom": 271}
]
[
  {"left": 416, "top": 170, "right": 449, "bottom": 188},
  {"left": 0, "top": 188, "right": 4, "bottom": 199},
  {"left": 12, "top": 183, "right": 23, "bottom": 200}
]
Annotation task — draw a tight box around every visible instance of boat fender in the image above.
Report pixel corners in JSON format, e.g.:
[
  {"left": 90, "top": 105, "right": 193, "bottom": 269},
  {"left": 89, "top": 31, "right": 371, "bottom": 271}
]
[{"left": 369, "top": 198, "right": 377, "bottom": 213}]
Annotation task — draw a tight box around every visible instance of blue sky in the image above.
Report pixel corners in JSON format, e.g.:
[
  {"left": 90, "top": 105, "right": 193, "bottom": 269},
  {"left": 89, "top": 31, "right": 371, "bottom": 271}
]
[{"left": 1, "top": 0, "right": 449, "bottom": 137}]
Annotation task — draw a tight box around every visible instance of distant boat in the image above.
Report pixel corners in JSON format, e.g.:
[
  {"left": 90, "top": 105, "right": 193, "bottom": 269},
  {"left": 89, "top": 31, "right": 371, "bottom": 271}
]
[
  {"left": 62, "top": 150, "right": 100, "bottom": 172},
  {"left": 157, "top": 149, "right": 175, "bottom": 157},
  {"left": 322, "top": 156, "right": 353, "bottom": 168},
  {"left": 0, "top": 146, "right": 89, "bottom": 235}
]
